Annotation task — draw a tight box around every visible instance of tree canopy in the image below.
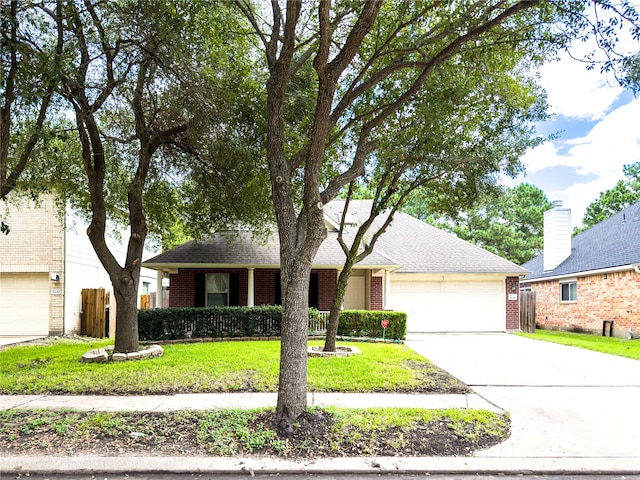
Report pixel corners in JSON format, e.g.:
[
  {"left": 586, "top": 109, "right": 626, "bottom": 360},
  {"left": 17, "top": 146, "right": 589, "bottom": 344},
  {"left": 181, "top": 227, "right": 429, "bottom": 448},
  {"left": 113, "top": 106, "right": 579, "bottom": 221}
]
[
  {"left": 409, "top": 183, "right": 552, "bottom": 265},
  {"left": 235, "top": 0, "right": 640, "bottom": 426},
  {"left": 576, "top": 161, "right": 640, "bottom": 233}
]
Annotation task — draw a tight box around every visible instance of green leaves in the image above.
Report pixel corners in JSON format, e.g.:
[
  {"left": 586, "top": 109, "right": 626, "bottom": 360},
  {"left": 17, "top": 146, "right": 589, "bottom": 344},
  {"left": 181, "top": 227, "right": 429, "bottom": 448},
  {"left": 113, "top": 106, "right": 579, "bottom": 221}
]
[{"left": 577, "top": 161, "right": 640, "bottom": 233}]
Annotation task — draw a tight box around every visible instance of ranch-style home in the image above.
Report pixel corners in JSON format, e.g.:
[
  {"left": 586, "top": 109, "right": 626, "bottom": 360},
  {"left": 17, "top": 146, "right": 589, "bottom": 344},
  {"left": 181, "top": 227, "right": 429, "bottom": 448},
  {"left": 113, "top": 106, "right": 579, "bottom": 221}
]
[
  {"left": 520, "top": 200, "right": 640, "bottom": 338},
  {"left": 0, "top": 195, "right": 158, "bottom": 337},
  {"left": 143, "top": 200, "right": 527, "bottom": 333}
]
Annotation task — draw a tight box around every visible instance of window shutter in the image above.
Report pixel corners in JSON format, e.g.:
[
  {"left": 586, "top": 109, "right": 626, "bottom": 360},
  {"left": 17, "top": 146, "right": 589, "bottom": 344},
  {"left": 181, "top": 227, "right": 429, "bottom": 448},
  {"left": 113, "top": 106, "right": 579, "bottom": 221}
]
[
  {"left": 275, "top": 272, "right": 281, "bottom": 305},
  {"left": 230, "top": 272, "right": 240, "bottom": 306},
  {"left": 195, "top": 273, "right": 206, "bottom": 307}
]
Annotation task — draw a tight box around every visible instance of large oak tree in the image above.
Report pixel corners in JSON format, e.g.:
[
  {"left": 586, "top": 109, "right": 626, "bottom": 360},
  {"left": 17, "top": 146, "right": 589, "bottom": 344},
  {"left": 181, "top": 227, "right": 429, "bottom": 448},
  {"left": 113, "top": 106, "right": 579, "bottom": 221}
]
[{"left": 234, "top": 0, "right": 639, "bottom": 427}]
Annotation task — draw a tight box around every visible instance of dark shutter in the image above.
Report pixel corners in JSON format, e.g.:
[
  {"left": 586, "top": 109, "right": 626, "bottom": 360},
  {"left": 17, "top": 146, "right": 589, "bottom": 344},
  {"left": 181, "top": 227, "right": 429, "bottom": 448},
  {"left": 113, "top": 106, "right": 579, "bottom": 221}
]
[
  {"left": 309, "top": 272, "right": 319, "bottom": 309},
  {"left": 229, "top": 272, "right": 240, "bottom": 306},
  {"left": 195, "top": 273, "right": 206, "bottom": 307},
  {"left": 275, "top": 272, "right": 281, "bottom": 305}
]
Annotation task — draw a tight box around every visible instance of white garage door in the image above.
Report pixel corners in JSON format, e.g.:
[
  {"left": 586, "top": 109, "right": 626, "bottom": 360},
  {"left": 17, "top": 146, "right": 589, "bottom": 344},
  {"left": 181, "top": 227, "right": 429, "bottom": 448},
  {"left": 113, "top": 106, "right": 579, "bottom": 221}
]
[
  {"left": 0, "top": 273, "right": 50, "bottom": 336},
  {"left": 391, "top": 279, "right": 505, "bottom": 332}
]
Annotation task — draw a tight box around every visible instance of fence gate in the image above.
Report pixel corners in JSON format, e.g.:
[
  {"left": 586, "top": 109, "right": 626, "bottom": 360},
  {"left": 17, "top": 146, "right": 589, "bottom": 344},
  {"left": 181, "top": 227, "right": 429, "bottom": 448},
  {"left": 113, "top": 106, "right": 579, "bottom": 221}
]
[
  {"left": 81, "top": 288, "right": 109, "bottom": 338},
  {"left": 519, "top": 290, "right": 536, "bottom": 333}
]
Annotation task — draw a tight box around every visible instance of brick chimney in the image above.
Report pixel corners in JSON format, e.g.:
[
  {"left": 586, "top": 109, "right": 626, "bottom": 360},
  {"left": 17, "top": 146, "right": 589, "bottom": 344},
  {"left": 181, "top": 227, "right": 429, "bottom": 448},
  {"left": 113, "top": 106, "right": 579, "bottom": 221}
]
[{"left": 543, "top": 200, "right": 572, "bottom": 272}]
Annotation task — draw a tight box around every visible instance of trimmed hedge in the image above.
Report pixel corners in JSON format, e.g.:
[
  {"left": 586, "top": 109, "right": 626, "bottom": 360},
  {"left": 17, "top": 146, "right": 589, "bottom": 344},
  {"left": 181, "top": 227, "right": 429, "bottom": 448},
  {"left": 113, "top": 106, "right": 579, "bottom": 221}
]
[
  {"left": 337, "top": 310, "right": 407, "bottom": 340},
  {"left": 137, "top": 306, "right": 406, "bottom": 342},
  {"left": 138, "top": 306, "right": 287, "bottom": 341}
]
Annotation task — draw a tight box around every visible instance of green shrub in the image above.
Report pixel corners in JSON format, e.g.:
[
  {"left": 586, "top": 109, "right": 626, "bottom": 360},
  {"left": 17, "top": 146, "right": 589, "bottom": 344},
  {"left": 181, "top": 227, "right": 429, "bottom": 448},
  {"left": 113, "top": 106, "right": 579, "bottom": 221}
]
[
  {"left": 138, "top": 306, "right": 284, "bottom": 341},
  {"left": 337, "top": 310, "right": 407, "bottom": 340}
]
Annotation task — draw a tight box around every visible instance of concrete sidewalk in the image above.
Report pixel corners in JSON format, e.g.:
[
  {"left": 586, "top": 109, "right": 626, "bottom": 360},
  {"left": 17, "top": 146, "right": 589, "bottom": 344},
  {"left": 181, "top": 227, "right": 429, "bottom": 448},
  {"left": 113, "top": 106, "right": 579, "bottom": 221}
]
[
  {"left": 0, "top": 391, "right": 495, "bottom": 412},
  {"left": 2, "top": 391, "right": 640, "bottom": 476}
]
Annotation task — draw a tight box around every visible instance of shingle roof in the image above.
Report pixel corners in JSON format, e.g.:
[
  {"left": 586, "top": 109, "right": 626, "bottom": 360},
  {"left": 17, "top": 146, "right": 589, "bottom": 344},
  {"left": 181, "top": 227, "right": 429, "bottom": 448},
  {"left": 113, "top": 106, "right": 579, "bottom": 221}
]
[
  {"left": 522, "top": 200, "right": 640, "bottom": 280},
  {"left": 144, "top": 200, "right": 528, "bottom": 275}
]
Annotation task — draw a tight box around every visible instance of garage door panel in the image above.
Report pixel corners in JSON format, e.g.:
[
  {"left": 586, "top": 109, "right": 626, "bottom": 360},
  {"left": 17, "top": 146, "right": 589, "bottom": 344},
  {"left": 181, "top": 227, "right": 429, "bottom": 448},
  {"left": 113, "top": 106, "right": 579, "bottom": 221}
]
[
  {"left": 391, "top": 279, "right": 505, "bottom": 333},
  {"left": 0, "top": 274, "right": 49, "bottom": 336}
]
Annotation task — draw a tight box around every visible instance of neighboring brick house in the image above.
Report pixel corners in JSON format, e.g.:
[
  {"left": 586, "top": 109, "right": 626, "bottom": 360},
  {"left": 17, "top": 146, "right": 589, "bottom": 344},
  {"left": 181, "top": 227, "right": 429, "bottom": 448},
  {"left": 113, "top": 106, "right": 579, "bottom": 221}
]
[
  {"left": 0, "top": 195, "right": 158, "bottom": 337},
  {"left": 144, "top": 200, "right": 527, "bottom": 333},
  {"left": 521, "top": 201, "right": 640, "bottom": 338}
]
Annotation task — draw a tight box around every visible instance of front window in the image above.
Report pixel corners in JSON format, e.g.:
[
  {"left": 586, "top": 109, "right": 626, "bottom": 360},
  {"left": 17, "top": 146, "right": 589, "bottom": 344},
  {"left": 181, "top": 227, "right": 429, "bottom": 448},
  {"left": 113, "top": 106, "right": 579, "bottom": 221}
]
[
  {"left": 206, "top": 273, "right": 229, "bottom": 307},
  {"left": 561, "top": 281, "right": 577, "bottom": 302}
]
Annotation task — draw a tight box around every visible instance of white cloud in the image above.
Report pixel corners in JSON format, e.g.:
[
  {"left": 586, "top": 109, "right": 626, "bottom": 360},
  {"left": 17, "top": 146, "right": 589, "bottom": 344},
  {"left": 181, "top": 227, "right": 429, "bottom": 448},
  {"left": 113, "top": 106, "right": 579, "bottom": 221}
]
[
  {"left": 540, "top": 58, "right": 622, "bottom": 120},
  {"left": 518, "top": 97, "right": 640, "bottom": 228}
]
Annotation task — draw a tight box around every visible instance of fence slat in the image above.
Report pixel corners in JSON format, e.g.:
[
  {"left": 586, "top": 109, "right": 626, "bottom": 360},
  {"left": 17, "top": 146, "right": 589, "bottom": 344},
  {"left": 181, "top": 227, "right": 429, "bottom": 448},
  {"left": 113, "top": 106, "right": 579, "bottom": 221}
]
[
  {"left": 81, "top": 288, "right": 108, "bottom": 338},
  {"left": 519, "top": 291, "right": 536, "bottom": 333}
]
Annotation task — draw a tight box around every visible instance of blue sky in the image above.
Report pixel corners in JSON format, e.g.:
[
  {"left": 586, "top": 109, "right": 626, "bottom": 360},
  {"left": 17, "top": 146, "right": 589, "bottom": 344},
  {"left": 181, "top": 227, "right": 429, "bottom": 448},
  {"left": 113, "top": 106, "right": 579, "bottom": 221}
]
[{"left": 508, "top": 35, "right": 640, "bottom": 229}]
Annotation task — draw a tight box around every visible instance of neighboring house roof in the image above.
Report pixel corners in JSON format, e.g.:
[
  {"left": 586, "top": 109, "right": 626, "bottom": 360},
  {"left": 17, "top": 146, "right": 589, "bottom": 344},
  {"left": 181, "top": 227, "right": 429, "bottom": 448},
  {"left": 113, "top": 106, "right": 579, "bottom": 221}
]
[
  {"left": 522, "top": 200, "right": 640, "bottom": 281},
  {"left": 144, "top": 200, "right": 528, "bottom": 275}
]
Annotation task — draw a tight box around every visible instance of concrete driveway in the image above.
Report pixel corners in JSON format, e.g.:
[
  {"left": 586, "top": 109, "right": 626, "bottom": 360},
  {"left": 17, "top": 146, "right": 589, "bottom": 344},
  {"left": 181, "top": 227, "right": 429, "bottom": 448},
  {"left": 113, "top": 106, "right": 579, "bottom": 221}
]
[{"left": 406, "top": 333, "right": 640, "bottom": 461}]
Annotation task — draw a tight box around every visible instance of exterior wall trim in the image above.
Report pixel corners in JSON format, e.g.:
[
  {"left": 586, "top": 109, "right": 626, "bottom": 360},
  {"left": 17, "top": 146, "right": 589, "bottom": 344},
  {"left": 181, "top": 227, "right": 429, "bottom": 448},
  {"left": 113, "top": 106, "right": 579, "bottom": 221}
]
[{"left": 523, "top": 264, "right": 639, "bottom": 284}]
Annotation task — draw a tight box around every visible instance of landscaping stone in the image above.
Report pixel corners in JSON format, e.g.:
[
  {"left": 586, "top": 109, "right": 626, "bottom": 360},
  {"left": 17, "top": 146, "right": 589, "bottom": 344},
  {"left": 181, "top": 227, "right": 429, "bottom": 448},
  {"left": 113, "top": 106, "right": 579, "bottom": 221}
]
[
  {"left": 307, "top": 345, "right": 361, "bottom": 358},
  {"left": 112, "top": 352, "right": 127, "bottom": 362},
  {"left": 80, "top": 348, "right": 108, "bottom": 363}
]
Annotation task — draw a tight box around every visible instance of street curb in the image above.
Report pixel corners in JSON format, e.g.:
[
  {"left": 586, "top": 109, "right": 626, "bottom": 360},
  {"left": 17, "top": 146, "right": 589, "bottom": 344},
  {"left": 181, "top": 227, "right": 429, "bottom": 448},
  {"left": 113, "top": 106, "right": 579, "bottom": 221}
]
[{"left": 3, "top": 455, "right": 640, "bottom": 476}]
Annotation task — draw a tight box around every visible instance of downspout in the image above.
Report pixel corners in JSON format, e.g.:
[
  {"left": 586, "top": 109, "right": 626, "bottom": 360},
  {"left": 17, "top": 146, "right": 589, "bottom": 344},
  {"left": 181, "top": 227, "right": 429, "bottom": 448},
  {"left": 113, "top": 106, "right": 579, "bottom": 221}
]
[{"left": 62, "top": 205, "right": 67, "bottom": 335}]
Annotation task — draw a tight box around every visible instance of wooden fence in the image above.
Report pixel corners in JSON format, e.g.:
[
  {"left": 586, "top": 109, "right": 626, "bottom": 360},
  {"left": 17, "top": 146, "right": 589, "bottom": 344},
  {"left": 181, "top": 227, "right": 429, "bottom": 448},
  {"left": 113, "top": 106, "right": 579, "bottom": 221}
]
[
  {"left": 140, "top": 294, "right": 151, "bottom": 309},
  {"left": 519, "top": 290, "right": 536, "bottom": 333},
  {"left": 81, "top": 288, "right": 109, "bottom": 338}
]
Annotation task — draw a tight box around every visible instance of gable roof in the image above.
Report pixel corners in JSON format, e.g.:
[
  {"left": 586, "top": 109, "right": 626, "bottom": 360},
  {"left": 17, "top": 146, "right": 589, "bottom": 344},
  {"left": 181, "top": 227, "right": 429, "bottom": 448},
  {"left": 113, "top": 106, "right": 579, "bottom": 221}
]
[
  {"left": 522, "top": 200, "right": 640, "bottom": 281},
  {"left": 144, "top": 200, "right": 528, "bottom": 275}
]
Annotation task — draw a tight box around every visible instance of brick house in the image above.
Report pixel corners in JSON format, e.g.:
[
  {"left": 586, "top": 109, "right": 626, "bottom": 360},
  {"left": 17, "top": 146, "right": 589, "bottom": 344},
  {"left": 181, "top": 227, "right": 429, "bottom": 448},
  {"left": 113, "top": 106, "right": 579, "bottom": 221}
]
[
  {"left": 144, "top": 200, "right": 527, "bottom": 333},
  {"left": 0, "top": 195, "right": 158, "bottom": 337},
  {"left": 521, "top": 201, "right": 640, "bottom": 338}
]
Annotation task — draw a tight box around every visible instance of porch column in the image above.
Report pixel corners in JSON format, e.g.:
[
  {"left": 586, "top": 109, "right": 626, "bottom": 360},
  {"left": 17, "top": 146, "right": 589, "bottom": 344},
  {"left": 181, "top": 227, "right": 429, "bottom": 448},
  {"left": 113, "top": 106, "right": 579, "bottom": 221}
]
[
  {"left": 247, "top": 268, "right": 255, "bottom": 307},
  {"left": 384, "top": 269, "right": 392, "bottom": 309},
  {"left": 156, "top": 271, "right": 163, "bottom": 308}
]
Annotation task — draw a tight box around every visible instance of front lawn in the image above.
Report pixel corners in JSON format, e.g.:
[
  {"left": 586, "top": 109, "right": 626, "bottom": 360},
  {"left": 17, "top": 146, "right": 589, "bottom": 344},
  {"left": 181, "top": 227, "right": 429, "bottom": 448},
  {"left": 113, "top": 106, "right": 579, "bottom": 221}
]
[
  {"left": 519, "top": 329, "right": 640, "bottom": 360},
  {"left": 0, "top": 337, "right": 468, "bottom": 395}
]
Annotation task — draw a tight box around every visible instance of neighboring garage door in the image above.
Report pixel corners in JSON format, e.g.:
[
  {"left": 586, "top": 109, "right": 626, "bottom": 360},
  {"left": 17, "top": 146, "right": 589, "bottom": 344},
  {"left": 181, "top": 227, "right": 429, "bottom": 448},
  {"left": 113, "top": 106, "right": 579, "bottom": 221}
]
[
  {"left": 0, "top": 273, "right": 50, "bottom": 336},
  {"left": 391, "top": 279, "right": 505, "bottom": 332}
]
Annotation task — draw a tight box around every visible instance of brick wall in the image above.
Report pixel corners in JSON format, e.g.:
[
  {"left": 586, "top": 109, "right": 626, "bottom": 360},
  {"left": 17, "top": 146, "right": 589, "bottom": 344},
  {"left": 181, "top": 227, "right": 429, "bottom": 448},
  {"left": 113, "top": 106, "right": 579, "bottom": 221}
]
[
  {"left": 505, "top": 276, "right": 520, "bottom": 330},
  {"left": 171, "top": 267, "right": 337, "bottom": 310},
  {"left": 255, "top": 268, "right": 279, "bottom": 306},
  {"left": 169, "top": 268, "right": 248, "bottom": 307},
  {"left": 370, "top": 274, "right": 383, "bottom": 310},
  {"left": 316, "top": 269, "right": 337, "bottom": 311},
  {"left": 530, "top": 270, "right": 640, "bottom": 337}
]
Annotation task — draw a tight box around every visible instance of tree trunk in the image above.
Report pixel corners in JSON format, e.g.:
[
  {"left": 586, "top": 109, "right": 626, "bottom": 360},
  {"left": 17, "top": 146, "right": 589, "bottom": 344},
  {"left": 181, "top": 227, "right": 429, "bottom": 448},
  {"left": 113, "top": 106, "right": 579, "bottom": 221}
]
[
  {"left": 276, "top": 257, "right": 312, "bottom": 431},
  {"left": 323, "top": 260, "right": 354, "bottom": 352},
  {"left": 112, "top": 276, "right": 141, "bottom": 353}
]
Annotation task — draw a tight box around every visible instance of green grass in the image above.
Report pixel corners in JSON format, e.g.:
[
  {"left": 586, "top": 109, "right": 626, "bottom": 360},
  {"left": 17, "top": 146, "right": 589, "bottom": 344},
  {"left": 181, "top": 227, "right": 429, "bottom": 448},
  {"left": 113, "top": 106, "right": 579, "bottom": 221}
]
[
  {"left": 519, "top": 329, "right": 640, "bottom": 360},
  {"left": 0, "top": 407, "right": 509, "bottom": 457},
  {"left": 0, "top": 338, "right": 463, "bottom": 395}
]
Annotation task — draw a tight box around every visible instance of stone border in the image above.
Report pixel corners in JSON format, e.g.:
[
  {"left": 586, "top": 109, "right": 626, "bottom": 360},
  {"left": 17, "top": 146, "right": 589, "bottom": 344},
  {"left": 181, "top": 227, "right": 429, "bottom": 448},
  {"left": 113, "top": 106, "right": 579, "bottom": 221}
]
[
  {"left": 307, "top": 345, "right": 361, "bottom": 358},
  {"left": 80, "top": 344, "right": 163, "bottom": 363}
]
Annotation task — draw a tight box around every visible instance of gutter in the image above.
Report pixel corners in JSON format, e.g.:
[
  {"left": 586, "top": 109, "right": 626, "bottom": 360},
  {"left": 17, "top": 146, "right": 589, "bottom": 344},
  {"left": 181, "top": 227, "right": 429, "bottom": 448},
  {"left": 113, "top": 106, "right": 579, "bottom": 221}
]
[{"left": 522, "top": 264, "right": 640, "bottom": 283}]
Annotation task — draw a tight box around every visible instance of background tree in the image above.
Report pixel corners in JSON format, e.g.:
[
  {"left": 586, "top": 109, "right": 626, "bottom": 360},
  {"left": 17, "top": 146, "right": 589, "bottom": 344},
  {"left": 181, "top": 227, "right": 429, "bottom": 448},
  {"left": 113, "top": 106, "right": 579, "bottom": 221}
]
[
  {"left": 48, "top": 0, "right": 268, "bottom": 353},
  {"left": 235, "top": 0, "right": 638, "bottom": 427},
  {"left": 1, "top": 0, "right": 63, "bottom": 233},
  {"left": 575, "top": 161, "right": 640, "bottom": 233},
  {"left": 410, "top": 183, "right": 552, "bottom": 265}
]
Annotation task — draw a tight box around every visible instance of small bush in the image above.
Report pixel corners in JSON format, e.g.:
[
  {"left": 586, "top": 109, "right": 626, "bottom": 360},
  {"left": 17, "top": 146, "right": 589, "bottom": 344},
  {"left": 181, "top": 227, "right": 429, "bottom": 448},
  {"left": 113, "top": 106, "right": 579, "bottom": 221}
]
[{"left": 337, "top": 310, "right": 407, "bottom": 340}]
